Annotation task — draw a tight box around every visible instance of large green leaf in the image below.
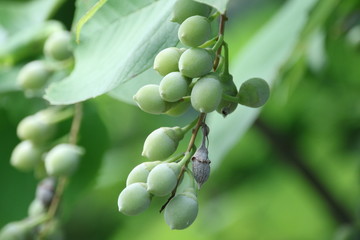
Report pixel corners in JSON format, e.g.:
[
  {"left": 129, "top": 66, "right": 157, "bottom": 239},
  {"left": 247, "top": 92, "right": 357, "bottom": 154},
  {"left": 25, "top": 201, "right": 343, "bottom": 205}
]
[
  {"left": 45, "top": 0, "right": 179, "bottom": 105},
  {"left": 194, "top": 0, "right": 230, "bottom": 14},
  {"left": 207, "top": 0, "right": 319, "bottom": 168}
]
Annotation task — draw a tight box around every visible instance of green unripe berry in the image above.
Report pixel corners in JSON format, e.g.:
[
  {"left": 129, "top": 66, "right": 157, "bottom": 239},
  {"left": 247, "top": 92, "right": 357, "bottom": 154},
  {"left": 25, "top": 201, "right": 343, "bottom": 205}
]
[
  {"left": 142, "top": 126, "right": 184, "bottom": 160},
  {"left": 217, "top": 74, "right": 238, "bottom": 117},
  {"left": 179, "top": 48, "right": 214, "bottom": 78},
  {"left": 17, "top": 113, "right": 56, "bottom": 144},
  {"left": 238, "top": 78, "right": 270, "bottom": 108},
  {"left": 164, "top": 191, "right": 198, "bottom": 230},
  {"left": 44, "top": 144, "right": 83, "bottom": 177},
  {"left": 17, "top": 60, "right": 51, "bottom": 90},
  {"left": 118, "top": 183, "right": 151, "bottom": 216},
  {"left": 165, "top": 100, "right": 191, "bottom": 116},
  {"left": 126, "top": 161, "right": 161, "bottom": 186},
  {"left": 133, "top": 84, "right": 170, "bottom": 114},
  {"left": 28, "top": 199, "right": 46, "bottom": 217},
  {"left": 171, "top": 0, "right": 211, "bottom": 24},
  {"left": 153, "top": 47, "right": 182, "bottom": 76},
  {"left": 147, "top": 163, "right": 181, "bottom": 196},
  {"left": 159, "top": 72, "right": 190, "bottom": 102},
  {"left": 0, "top": 221, "right": 31, "bottom": 240},
  {"left": 10, "top": 141, "right": 42, "bottom": 172},
  {"left": 44, "top": 30, "right": 73, "bottom": 61},
  {"left": 178, "top": 16, "right": 211, "bottom": 47},
  {"left": 191, "top": 74, "right": 222, "bottom": 113}
]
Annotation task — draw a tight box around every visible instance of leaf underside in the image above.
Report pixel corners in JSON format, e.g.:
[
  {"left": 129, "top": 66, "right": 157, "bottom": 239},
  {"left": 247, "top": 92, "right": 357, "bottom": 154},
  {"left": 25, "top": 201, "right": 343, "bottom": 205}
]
[{"left": 45, "top": 0, "right": 179, "bottom": 105}]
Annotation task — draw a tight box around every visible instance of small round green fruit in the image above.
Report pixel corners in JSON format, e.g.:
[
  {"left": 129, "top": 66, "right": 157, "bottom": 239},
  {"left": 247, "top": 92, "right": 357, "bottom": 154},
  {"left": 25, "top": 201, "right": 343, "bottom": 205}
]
[
  {"left": 164, "top": 191, "right": 198, "bottom": 230},
  {"left": 142, "top": 127, "right": 184, "bottom": 161},
  {"left": 0, "top": 221, "right": 31, "bottom": 240},
  {"left": 238, "top": 78, "right": 270, "bottom": 108},
  {"left": 28, "top": 199, "right": 46, "bottom": 217},
  {"left": 117, "top": 183, "right": 151, "bottom": 216},
  {"left": 171, "top": 0, "right": 211, "bottom": 24},
  {"left": 133, "top": 84, "right": 170, "bottom": 114},
  {"left": 17, "top": 114, "right": 56, "bottom": 144},
  {"left": 179, "top": 48, "right": 214, "bottom": 78},
  {"left": 153, "top": 47, "right": 182, "bottom": 76},
  {"left": 159, "top": 72, "right": 191, "bottom": 102},
  {"left": 44, "top": 30, "right": 73, "bottom": 61},
  {"left": 44, "top": 144, "right": 83, "bottom": 177},
  {"left": 191, "top": 74, "right": 222, "bottom": 113},
  {"left": 126, "top": 161, "right": 161, "bottom": 186},
  {"left": 147, "top": 163, "right": 181, "bottom": 196},
  {"left": 17, "top": 60, "right": 51, "bottom": 90},
  {"left": 178, "top": 15, "right": 211, "bottom": 47},
  {"left": 10, "top": 141, "right": 42, "bottom": 172}
]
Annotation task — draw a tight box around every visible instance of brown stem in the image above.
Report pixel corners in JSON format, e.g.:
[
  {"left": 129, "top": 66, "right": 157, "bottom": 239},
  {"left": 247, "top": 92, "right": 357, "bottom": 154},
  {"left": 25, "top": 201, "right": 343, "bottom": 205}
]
[
  {"left": 160, "top": 113, "right": 206, "bottom": 212},
  {"left": 69, "top": 103, "right": 83, "bottom": 145},
  {"left": 213, "top": 13, "right": 228, "bottom": 71},
  {"left": 38, "top": 103, "right": 83, "bottom": 239}
]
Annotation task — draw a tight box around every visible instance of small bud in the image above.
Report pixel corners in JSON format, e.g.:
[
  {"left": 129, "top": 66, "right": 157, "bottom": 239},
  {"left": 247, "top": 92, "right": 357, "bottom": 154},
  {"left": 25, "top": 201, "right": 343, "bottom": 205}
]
[
  {"left": 191, "top": 143, "right": 210, "bottom": 189},
  {"left": 36, "top": 177, "right": 56, "bottom": 207}
]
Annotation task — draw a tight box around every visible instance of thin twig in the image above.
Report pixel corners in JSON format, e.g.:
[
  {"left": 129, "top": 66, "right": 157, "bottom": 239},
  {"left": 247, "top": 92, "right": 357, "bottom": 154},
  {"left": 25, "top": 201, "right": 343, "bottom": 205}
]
[
  {"left": 38, "top": 103, "right": 84, "bottom": 239},
  {"left": 213, "top": 14, "right": 228, "bottom": 71},
  {"left": 160, "top": 113, "right": 206, "bottom": 212}
]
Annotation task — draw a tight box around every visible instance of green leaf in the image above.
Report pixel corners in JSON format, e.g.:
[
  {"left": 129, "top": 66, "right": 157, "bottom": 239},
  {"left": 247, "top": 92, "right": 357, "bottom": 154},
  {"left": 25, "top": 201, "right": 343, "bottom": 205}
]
[
  {"left": 108, "top": 68, "right": 161, "bottom": 105},
  {"left": 194, "top": 0, "right": 230, "bottom": 14},
  {"left": 0, "top": 0, "right": 64, "bottom": 34},
  {"left": 208, "top": 0, "right": 319, "bottom": 168},
  {"left": 0, "top": 66, "right": 21, "bottom": 93},
  {"left": 45, "top": 0, "right": 179, "bottom": 105},
  {"left": 0, "top": 21, "right": 64, "bottom": 66},
  {"left": 74, "top": 0, "right": 107, "bottom": 43}
]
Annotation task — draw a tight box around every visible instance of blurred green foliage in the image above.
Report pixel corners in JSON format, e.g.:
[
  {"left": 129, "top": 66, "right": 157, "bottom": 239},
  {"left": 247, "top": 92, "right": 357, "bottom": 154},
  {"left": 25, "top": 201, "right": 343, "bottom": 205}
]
[{"left": 0, "top": 0, "right": 359, "bottom": 239}]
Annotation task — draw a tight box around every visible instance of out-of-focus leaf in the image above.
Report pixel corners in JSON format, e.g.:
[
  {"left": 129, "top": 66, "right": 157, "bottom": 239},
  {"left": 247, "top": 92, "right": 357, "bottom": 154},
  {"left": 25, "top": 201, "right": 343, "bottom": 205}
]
[
  {"left": 0, "top": 66, "right": 21, "bottom": 93},
  {"left": 45, "top": 0, "right": 179, "bottom": 105},
  {"left": 0, "top": 0, "right": 64, "bottom": 34},
  {"left": 194, "top": 0, "right": 230, "bottom": 14},
  {"left": 0, "top": 21, "right": 64, "bottom": 66},
  {"left": 65, "top": 101, "right": 110, "bottom": 202},
  {"left": 208, "top": 0, "right": 318, "bottom": 168}
]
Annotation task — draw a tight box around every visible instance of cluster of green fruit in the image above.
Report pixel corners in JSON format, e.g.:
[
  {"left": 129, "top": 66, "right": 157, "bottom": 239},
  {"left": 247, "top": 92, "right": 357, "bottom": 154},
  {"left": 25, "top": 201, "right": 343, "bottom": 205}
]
[
  {"left": 0, "top": 25, "right": 82, "bottom": 240},
  {"left": 11, "top": 107, "right": 83, "bottom": 177},
  {"left": 119, "top": 0, "right": 271, "bottom": 230},
  {"left": 0, "top": 178, "right": 63, "bottom": 240},
  {"left": 118, "top": 154, "right": 199, "bottom": 230},
  {"left": 17, "top": 21, "right": 73, "bottom": 96}
]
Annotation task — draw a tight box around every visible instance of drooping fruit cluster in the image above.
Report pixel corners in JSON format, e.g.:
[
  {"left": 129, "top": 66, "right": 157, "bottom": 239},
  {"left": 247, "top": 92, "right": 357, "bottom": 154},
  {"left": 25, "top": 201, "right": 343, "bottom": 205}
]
[
  {"left": 1, "top": 22, "right": 83, "bottom": 240},
  {"left": 119, "top": 0, "right": 271, "bottom": 230},
  {"left": 16, "top": 23, "right": 74, "bottom": 97}
]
